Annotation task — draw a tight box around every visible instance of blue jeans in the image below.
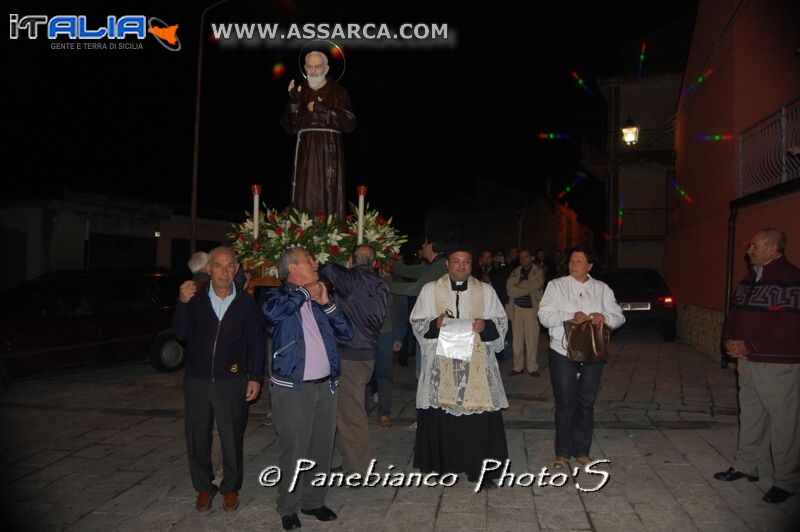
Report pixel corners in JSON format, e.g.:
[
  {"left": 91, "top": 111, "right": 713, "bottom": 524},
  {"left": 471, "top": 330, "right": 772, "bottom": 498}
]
[{"left": 548, "top": 349, "right": 604, "bottom": 458}]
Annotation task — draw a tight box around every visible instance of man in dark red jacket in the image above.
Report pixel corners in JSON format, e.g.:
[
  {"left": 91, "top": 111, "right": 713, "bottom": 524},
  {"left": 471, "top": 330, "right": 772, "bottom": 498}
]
[
  {"left": 714, "top": 228, "right": 800, "bottom": 504},
  {"left": 173, "top": 246, "right": 264, "bottom": 513}
]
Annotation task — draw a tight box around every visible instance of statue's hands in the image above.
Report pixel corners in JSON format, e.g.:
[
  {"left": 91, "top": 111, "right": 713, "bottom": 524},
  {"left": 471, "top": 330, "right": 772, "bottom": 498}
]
[
  {"left": 307, "top": 97, "right": 322, "bottom": 113},
  {"left": 288, "top": 80, "right": 301, "bottom": 103}
]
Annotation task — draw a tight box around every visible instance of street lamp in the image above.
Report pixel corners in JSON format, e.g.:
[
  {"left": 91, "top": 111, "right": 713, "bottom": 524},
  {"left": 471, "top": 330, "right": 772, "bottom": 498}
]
[
  {"left": 622, "top": 116, "right": 639, "bottom": 146},
  {"left": 190, "top": 0, "right": 228, "bottom": 254}
]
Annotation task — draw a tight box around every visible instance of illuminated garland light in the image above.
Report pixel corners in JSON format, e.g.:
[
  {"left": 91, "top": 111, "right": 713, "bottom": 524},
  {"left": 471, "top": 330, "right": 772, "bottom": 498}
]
[
  {"left": 570, "top": 70, "right": 593, "bottom": 96},
  {"left": 272, "top": 61, "right": 286, "bottom": 79},
  {"left": 694, "top": 134, "right": 733, "bottom": 141},
  {"left": 669, "top": 178, "right": 694, "bottom": 204},
  {"left": 637, "top": 42, "right": 647, "bottom": 80},
  {"left": 538, "top": 132, "right": 572, "bottom": 140},
  {"left": 682, "top": 67, "right": 714, "bottom": 95},
  {"left": 617, "top": 195, "right": 625, "bottom": 229},
  {"left": 556, "top": 172, "right": 586, "bottom": 199}
]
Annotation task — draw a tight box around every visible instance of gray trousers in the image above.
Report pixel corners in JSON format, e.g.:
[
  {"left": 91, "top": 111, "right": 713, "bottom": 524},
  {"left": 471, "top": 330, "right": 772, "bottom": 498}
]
[
  {"left": 337, "top": 359, "right": 375, "bottom": 474},
  {"left": 734, "top": 359, "right": 800, "bottom": 491},
  {"left": 272, "top": 381, "right": 338, "bottom": 516},
  {"left": 184, "top": 376, "right": 248, "bottom": 495}
]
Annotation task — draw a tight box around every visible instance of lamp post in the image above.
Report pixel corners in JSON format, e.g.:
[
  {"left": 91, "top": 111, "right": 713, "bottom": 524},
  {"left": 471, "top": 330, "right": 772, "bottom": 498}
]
[
  {"left": 622, "top": 116, "right": 640, "bottom": 146},
  {"left": 607, "top": 116, "right": 639, "bottom": 266},
  {"left": 190, "top": 0, "right": 228, "bottom": 254}
]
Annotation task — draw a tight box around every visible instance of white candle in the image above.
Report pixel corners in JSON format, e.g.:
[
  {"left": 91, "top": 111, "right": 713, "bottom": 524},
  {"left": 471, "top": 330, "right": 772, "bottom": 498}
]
[
  {"left": 356, "top": 185, "right": 367, "bottom": 245},
  {"left": 251, "top": 184, "right": 262, "bottom": 242}
]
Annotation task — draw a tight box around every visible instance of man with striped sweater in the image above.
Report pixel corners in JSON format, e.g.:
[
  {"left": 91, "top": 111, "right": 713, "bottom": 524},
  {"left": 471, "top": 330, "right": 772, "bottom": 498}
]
[{"left": 714, "top": 228, "right": 800, "bottom": 504}]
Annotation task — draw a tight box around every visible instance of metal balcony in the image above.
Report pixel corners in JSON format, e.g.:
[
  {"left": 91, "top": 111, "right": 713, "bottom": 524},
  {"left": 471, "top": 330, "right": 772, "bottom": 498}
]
[{"left": 736, "top": 96, "right": 800, "bottom": 197}]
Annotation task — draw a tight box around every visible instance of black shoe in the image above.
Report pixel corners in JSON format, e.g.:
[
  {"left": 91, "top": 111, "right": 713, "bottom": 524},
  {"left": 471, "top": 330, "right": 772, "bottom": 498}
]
[
  {"left": 713, "top": 467, "right": 758, "bottom": 482},
  {"left": 530, "top": 371, "right": 541, "bottom": 377},
  {"left": 301, "top": 506, "right": 337, "bottom": 521},
  {"left": 762, "top": 486, "right": 793, "bottom": 503},
  {"left": 281, "top": 514, "right": 301, "bottom": 530}
]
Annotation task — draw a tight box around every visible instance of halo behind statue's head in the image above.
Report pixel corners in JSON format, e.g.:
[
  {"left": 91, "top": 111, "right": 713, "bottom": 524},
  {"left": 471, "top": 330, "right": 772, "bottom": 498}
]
[{"left": 298, "top": 40, "right": 346, "bottom": 82}]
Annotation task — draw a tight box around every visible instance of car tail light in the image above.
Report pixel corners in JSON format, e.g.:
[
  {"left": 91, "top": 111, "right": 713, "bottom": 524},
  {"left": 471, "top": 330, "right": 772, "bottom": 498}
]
[{"left": 658, "top": 296, "right": 675, "bottom": 308}]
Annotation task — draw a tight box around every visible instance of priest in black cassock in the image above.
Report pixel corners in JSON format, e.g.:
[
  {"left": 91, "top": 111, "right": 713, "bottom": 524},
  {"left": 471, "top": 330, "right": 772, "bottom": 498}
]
[{"left": 409, "top": 244, "right": 509, "bottom": 489}]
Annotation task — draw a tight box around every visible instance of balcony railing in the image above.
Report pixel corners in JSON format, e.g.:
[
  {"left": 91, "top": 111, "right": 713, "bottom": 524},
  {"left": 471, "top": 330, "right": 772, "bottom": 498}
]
[{"left": 737, "top": 96, "right": 800, "bottom": 197}]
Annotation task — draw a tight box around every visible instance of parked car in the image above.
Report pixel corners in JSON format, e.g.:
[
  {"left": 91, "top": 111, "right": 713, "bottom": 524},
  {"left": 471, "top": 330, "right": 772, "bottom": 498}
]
[
  {"left": 592, "top": 268, "right": 677, "bottom": 341},
  {"left": 0, "top": 269, "right": 190, "bottom": 379}
]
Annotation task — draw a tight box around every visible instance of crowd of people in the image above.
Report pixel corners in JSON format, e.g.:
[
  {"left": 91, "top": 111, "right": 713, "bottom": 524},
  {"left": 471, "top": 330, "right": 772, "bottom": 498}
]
[
  {"left": 173, "top": 228, "right": 798, "bottom": 528},
  {"left": 173, "top": 239, "right": 623, "bottom": 526},
  {"left": 173, "top": 229, "right": 800, "bottom": 530}
]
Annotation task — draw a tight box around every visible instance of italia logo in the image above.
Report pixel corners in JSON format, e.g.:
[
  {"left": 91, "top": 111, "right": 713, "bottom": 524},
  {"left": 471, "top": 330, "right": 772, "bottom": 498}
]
[{"left": 9, "top": 14, "right": 181, "bottom": 51}]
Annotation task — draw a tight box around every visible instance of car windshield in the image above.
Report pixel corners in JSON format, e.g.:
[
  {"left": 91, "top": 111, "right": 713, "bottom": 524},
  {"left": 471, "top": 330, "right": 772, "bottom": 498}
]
[{"left": 594, "top": 271, "right": 669, "bottom": 292}]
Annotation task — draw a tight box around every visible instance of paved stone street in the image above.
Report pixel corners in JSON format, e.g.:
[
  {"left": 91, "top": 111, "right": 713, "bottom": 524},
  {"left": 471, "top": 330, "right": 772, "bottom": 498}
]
[{"left": 1, "top": 331, "right": 798, "bottom": 531}]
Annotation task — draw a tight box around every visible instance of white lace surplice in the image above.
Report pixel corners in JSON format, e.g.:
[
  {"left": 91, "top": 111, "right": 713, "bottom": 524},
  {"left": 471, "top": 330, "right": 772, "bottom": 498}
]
[{"left": 410, "top": 275, "right": 509, "bottom": 416}]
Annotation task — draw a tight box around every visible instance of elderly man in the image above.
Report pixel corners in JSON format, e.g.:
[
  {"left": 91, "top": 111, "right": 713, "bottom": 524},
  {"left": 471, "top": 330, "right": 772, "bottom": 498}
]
[
  {"left": 172, "top": 246, "right": 264, "bottom": 513},
  {"left": 281, "top": 51, "right": 356, "bottom": 219},
  {"left": 262, "top": 248, "right": 353, "bottom": 531},
  {"left": 319, "top": 245, "right": 388, "bottom": 475},
  {"left": 410, "top": 244, "right": 509, "bottom": 489},
  {"left": 714, "top": 228, "right": 800, "bottom": 504},
  {"left": 506, "top": 249, "right": 545, "bottom": 376}
]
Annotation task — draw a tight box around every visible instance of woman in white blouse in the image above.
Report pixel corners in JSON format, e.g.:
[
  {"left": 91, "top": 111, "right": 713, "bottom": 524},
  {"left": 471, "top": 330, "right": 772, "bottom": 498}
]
[{"left": 538, "top": 246, "right": 625, "bottom": 470}]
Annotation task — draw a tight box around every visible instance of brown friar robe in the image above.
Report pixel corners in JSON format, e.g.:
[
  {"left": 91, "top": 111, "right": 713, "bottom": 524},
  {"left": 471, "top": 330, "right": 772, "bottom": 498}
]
[{"left": 280, "top": 78, "right": 356, "bottom": 219}]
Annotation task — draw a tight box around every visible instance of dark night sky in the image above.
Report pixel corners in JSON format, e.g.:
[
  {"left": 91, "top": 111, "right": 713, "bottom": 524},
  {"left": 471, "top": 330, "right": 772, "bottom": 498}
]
[{"left": 6, "top": 0, "right": 698, "bottom": 239}]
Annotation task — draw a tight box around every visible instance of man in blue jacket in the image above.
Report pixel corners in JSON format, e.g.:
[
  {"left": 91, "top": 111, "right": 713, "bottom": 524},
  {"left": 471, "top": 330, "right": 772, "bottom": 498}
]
[
  {"left": 262, "top": 247, "right": 354, "bottom": 531},
  {"left": 172, "top": 246, "right": 264, "bottom": 513},
  {"left": 319, "top": 245, "right": 388, "bottom": 476}
]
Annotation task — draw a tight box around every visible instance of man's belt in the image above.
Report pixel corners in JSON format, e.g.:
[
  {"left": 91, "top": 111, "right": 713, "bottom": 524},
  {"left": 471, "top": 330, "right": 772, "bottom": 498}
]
[{"left": 303, "top": 375, "right": 330, "bottom": 384}]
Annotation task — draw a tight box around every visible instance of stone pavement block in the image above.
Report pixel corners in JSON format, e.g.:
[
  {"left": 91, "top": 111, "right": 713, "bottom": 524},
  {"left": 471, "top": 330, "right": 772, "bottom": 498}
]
[
  {"left": 2, "top": 476, "right": 52, "bottom": 502},
  {"left": 579, "top": 494, "right": 636, "bottom": 514},
  {"left": 487, "top": 484, "right": 534, "bottom": 507},
  {"left": 9, "top": 449, "right": 73, "bottom": 471},
  {"left": 94, "top": 481, "right": 172, "bottom": 516},
  {"left": 534, "top": 495, "right": 592, "bottom": 529},
  {"left": 440, "top": 487, "right": 486, "bottom": 514},
  {"left": 392, "top": 483, "right": 444, "bottom": 504},
  {"left": 435, "top": 511, "right": 487, "bottom": 530},
  {"left": 630, "top": 431, "right": 689, "bottom": 465},
  {"left": 633, "top": 504, "right": 698, "bottom": 530},
  {"left": 22, "top": 456, "right": 96, "bottom": 484},
  {"left": 72, "top": 444, "right": 118, "bottom": 460},
  {"left": 672, "top": 493, "right": 734, "bottom": 523},
  {"left": 114, "top": 497, "right": 194, "bottom": 532},
  {"left": 588, "top": 511, "right": 645, "bottom": 531},
  {"left": 113, "top": 435, "right": 175, "bottom": 459},
  {"left": 4, "top": 499, "right": 85, "bottom": 530},
  {"left": 694, "top": 521, "right": 757, "bottom": 532},
  {"left": 65, "top": 511, "right": 131, "bottom": 532},
  {"left": 652, "top": 464, "right": 708, "bottom": 488},
  {"left": 383, "top": 502, "right": 438, "bottom": 531},
  {"left": 622, "top": 485, "right": 678, "bottom": 506},
  {"left": 86, "top": 413, "right": 150, "bottom": 431},
  {"left": 680, "top": 412, "right": 714, "bottom": 422},
  {"left": 486, "top": 506, "right": 539, "bottom": 531}
]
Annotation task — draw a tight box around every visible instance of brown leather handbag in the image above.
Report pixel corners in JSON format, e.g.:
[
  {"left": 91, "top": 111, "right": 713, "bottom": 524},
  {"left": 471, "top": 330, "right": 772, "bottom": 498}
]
[{"left": 562, "top": 319, "right": 612, "bottom": 363}]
